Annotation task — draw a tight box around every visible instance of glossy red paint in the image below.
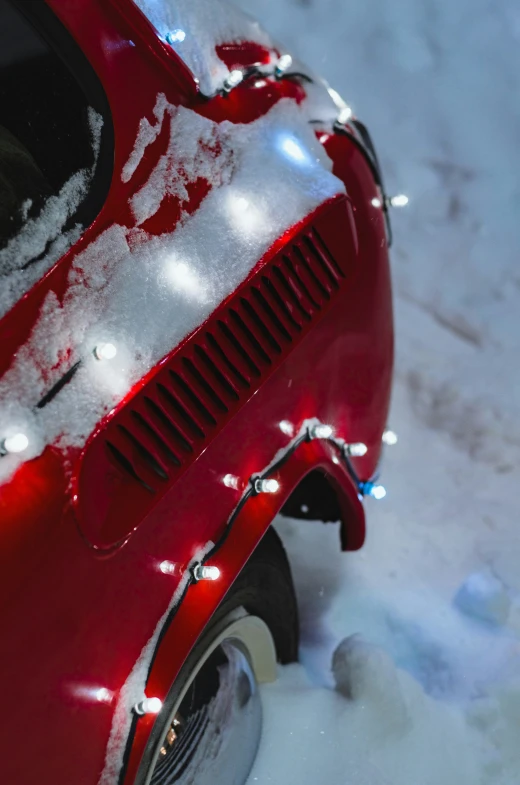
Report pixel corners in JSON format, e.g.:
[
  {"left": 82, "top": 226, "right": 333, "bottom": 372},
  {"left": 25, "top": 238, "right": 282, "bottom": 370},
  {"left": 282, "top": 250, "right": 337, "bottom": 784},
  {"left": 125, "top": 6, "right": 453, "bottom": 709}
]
[
  {"left": 0, "top": 1, "right": 393, "bottom": 784},
  {"left": 76, "top": 195, "right": 358, "bottom": 550}
]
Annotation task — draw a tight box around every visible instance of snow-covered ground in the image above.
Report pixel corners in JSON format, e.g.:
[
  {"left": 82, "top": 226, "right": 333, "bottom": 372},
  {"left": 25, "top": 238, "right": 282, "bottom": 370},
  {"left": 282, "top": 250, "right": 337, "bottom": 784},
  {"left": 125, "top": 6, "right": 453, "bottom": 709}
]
[{"left": 231, "top": 0, "right": 520, "bottom": 782}]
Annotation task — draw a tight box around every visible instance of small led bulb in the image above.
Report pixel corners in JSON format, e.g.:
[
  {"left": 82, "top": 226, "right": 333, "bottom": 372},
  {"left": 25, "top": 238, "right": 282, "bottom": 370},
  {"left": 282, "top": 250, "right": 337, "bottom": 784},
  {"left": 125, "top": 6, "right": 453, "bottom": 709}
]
[
  {"left": 135, "top": 697, "right": 163, "bottom": 716},
  {"left": 310, "top": 424, "right": 333, "bottom": 440},
  {"left": 371, "top": 485, "right": 387, "bottom": 500},
  {"left": 371, "top": 197, "right": 382, "bottom": 208},
  {"left": 362, "top": 482, "right": 387, "bottom": 500},
  {"left": 223, "top": 474, "right": 240, "bottom": 490},
  {"left": 193, "top": 564, "right": 221, "bottom": 582},
  {"left": 388, "top": 194, "right": 409, "bottom": 208},
  {"left": 159, "top": 561, "right": 177, "bottom": 576},
  {"left": 275, "top": 53, "right": 293, "bottom": 77},
  {"left": 166, "top": 29, "right": 186, "bottom": 44},
  {"left": 254, "top": 478, "right": 280, "bottom": 495},
  {"left": 223, "top": 69, "right": 244, "bottom": 92},
  {"left": 337, "top": 105, "right": 353, "bottom": 125},
  {"left": 94, "top": 343, "right": 117, "bottom": 361},
  {"left": 279, "top": 420, "right": 294, "bottom": 437},
  {"left": 345, "top": 442, "right": 368, "bottom": 457},
  {"left": 95, "top": 688, "right": 113, "bottom": 704},
  {"left": 1, "top": 432, "right": 29, "bottom": 455},
  {"left": 382, "top": 430, "right": 398, "bottom": 446}
]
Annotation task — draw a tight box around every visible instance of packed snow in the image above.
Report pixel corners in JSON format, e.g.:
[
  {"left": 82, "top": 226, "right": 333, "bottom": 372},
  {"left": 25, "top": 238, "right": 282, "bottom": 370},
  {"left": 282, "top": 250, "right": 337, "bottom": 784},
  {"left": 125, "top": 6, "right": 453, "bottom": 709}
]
[{"left": 227, "top": 0, "right": 520, "bottom": 783}]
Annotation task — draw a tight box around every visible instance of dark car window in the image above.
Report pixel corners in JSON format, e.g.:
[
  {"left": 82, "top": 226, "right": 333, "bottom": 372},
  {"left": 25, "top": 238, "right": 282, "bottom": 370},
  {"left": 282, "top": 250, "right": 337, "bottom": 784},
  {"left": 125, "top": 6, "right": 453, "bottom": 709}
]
[{"left": 0, "top": 0, "right": 112, "bottom": 315}]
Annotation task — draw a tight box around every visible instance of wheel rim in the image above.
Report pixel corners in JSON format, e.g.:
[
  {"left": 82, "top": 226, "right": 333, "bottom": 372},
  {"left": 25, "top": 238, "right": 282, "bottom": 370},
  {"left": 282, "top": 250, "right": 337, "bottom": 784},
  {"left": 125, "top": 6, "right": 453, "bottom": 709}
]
[{"left": 144, "top": 615, "right": 277, "bottom": 785}]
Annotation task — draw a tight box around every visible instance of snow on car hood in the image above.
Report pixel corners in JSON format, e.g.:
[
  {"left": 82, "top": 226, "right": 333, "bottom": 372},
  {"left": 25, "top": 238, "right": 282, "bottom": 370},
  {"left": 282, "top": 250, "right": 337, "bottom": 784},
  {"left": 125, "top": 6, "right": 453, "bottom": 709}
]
[{"left": 0, "top": 96, "right": 344, "bottom": 485}]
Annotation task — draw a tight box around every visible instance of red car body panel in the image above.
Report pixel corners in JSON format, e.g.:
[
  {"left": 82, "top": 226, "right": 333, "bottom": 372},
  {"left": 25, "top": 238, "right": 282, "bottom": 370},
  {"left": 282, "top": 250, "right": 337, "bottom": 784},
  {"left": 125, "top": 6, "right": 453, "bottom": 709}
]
[{"left": 0, "top": 1, "right": 393, "bottom": 783}]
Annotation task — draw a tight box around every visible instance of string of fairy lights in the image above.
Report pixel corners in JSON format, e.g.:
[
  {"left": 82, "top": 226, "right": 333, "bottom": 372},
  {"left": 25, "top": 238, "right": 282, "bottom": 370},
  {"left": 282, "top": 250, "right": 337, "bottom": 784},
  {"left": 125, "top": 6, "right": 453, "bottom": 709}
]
[
  {"left": 115, "top": 56, "right": 406, "bottom": 725},
  {"left": 0, "top": 46, "right": 405, "bottom": 763},
  {"left": 125, "top": 419, "right": 398, "bottom": 720}
]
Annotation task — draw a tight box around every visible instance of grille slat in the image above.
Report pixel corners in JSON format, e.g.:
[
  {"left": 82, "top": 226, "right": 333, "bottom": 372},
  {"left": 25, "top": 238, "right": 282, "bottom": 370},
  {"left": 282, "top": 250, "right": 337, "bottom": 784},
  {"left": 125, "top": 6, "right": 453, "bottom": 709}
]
[
  {"left": 217, "top": 319, "right": 261, "bottom": 379},
  {"left": 182, "top": 357, "right": 229, "bottom": 414},
  {"left": 260, "top": 275, "right": 302, "bottom": 334},
  {"left": 307, "top": 229, "right": 345, "bottom": 281},
  {"left": 273, "top": 265, "right": 311, "bottom": 322},
  {"left": 205, "top": 332, "right": 251, "bottom": 390},
  {"left": 117, "top": 424, "right": 169, "bottom": 481},
  {"left": 105, "top": 440, "right": 155, "bottom": 493},
  {"left": 131, "top": 410, "right": 183, "bottom": 465},
  {"left": 251, "top": 287, "right": 292, "bottom": 344},
  {"left": 292, "top": 243, "right": 332, "bottom": 300},
  {"left": 283, "top": 254, "right": 322, "bottom": 310},
  {"left": 194, "top": 344, "right": 241, "bottom": 401},
  {"left": 229, "top": 308, "right": 272, "bottom": 366},
  {"left": 143, "top": 396, "right": 194, "bottom": 455},
  {"left": 169, "top": 370, "right": 217, "bottom": 427},
  {"left": 157, "top": 381, "right": 206, "bottom": 440},
  {"left": 239, "top": 297, "right": 282, "bottom": 355}
]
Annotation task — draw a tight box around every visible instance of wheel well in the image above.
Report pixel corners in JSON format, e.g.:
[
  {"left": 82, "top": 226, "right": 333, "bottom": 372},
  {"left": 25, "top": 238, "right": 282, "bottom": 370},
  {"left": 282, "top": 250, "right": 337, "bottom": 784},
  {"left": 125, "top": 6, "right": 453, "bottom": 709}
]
[{"left": 280, "top": 468, "right": 343, "bottom": 524}]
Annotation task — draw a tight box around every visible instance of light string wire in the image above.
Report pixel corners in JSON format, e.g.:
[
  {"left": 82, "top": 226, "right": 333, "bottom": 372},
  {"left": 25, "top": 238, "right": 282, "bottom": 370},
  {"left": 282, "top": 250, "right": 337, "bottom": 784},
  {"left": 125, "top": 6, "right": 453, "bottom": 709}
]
[{"left": 197, "top": 54, "right": 313, "bottom": 101}]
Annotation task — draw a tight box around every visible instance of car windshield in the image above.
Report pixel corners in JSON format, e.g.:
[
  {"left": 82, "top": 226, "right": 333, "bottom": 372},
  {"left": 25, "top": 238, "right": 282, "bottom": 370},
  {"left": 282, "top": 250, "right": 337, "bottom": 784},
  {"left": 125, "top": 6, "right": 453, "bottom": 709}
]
[
  {"left": 0, "top": 123, "right": 53, "bottom": 251},
  {"left": 0, "top": 0, "right": 104, "bottom": 318}
]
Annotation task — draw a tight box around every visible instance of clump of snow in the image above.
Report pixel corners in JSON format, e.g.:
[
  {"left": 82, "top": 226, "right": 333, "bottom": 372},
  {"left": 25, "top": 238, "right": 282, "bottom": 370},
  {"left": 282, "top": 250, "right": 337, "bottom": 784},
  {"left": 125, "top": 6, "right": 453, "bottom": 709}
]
[
  {"left": 129, "top": 101, "right": 235, "bottom": 226},
  {"left": 121, "top": 93, "right": 170, "bottom": 183},
  {"left": 332, "top": 635, "right": 411, "bottom": 737},
  {"left": 133, "top": 0, "right": 272, "bottom": 95},
  {"left": 0, "top": 109, "right": 104, "bottom": 321},
  {"left": 454, "top": 569, "right": 511, "bottom": 627},
  {"left": 0, "top": 174, "right": 87, "bottom": 316},
  {"left": 0, "top": 96, "right": 343, "bottom": 485},
  {"left": 88, "top": 106, "right": 104, "bottom": 161}
]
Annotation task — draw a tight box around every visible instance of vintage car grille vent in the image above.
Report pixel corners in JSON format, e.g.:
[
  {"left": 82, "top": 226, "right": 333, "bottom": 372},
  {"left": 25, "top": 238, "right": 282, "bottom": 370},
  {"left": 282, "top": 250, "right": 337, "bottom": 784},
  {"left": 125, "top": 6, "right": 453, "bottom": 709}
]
[{"left": 104, "top": 225, "right": 346, "bottom": 492}]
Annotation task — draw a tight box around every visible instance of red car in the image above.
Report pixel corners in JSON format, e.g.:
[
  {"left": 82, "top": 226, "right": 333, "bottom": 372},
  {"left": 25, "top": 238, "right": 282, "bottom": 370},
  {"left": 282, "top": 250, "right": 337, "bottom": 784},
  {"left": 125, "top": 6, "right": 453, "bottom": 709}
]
[{"left": 0, "top": 1, "right": 394, "bottom": 783}]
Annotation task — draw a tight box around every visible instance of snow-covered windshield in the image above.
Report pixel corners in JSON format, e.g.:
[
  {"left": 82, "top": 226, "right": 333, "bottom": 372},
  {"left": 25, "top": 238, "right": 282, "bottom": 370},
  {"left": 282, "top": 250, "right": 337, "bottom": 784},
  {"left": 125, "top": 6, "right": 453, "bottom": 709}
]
[
  {"left": 133, "top": 0, "right": 272, "bottom": 95},
  {"left": 0, "top": 0, "right": 105, "bottom": 319},
  {"left": 0, "top": 120, "right": 100, "bottom": 320}
]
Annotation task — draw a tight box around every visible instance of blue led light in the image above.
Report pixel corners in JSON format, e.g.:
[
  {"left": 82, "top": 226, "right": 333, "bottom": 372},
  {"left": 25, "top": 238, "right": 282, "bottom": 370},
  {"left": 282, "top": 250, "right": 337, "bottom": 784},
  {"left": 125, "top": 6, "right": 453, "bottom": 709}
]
[
  {"left": 166, "top": 29, "right": 186, "bottom": 44},
  {"left": 360, "top": 481, "right": 387, "bottom": 500}
]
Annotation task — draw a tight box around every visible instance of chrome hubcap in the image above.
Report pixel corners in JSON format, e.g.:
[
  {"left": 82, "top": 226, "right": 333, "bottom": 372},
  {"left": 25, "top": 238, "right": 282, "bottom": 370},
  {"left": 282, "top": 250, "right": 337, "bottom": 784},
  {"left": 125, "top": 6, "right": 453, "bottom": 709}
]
[{"left": 146, "top": 614, "right": 277, "bottom": 785}]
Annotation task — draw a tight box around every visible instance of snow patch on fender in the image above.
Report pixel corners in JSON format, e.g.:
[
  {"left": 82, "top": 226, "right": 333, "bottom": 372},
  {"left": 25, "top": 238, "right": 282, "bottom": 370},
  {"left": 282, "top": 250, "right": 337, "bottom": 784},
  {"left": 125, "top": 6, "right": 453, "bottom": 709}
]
[{"left": 128, "top": 102, "right": 236, "bottom": 226}]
